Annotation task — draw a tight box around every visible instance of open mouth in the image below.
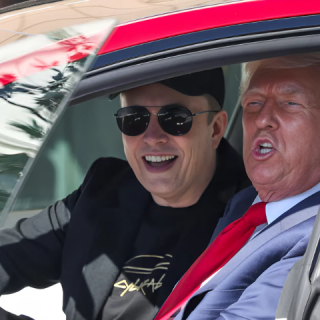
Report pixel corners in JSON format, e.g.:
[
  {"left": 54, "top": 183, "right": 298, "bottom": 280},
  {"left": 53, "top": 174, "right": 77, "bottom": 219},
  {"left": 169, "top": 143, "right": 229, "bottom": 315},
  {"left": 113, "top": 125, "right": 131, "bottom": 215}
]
[
  {"left": 257, "top": 142, "right": 274, "bottom": 154},
  {"left": 144, "top": 155, "right": 177, "bottom": 167}
]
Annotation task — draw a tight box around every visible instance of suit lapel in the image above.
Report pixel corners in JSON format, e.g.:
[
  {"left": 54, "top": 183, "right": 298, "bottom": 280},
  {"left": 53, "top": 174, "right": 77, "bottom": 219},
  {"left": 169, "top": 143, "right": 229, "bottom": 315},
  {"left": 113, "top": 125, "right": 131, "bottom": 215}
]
[
  {"left": 209, "top": 188, "right": 257, "bottom": 244},
  {"left": 188, "top": 196, "right": 320, "bottom": 301},
  {"left": 74, "top": 175, "right": 150, "bottom": 320},
  {"left": 178, "top": 192, "right": 320, "bottom": 320},
  {"left": 209, "top": 189, "right": 320, "bottom": 248},
  {"left": 261, "top": 190, "right": 320, "bottom": 235}
]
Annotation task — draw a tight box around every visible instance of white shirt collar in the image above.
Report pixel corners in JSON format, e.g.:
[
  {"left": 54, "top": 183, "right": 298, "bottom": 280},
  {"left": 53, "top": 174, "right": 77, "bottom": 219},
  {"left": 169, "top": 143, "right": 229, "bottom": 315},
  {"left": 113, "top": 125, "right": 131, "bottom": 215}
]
[{"left": 252, "top": 182, "right": 320, "bottom": 225}]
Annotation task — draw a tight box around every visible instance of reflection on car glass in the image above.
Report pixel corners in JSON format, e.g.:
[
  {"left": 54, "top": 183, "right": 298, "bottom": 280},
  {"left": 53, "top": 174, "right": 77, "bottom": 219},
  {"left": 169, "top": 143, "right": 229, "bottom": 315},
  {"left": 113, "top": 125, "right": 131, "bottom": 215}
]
[
  {"left": 0, "top": 0, "right": 62, "bottom": 14},
  {"left": 0, "top": 19, "right": 114, "bottom": 220}
]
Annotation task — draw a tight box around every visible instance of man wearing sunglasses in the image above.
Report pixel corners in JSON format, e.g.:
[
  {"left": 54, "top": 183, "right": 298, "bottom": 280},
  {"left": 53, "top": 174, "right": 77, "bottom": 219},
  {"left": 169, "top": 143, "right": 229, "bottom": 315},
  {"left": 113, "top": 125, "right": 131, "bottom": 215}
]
[{"left": 0, "top": 69, "right": 249, "bottom": 320}]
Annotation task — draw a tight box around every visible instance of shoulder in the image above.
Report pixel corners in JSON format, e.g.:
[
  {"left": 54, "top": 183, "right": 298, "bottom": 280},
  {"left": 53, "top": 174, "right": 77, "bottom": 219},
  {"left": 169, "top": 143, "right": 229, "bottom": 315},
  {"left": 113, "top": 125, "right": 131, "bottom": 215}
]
[
  {"left": 209, "top": 186, "right": 258, "bottom": 242},
  {"left": 223, "top": 186, "right": 257, "bottom": 218},
  {"left": 81, "top": 157, "right": 134, "bottom": 191},
  {"left": 230, "top": 185, "right": 257, "bottom": 204},
  {"left": 89, "top": 157, "right": 130, "bottom": 174},
  {"left": 215, "top": 138, "right": 251, "bottom": 192}
]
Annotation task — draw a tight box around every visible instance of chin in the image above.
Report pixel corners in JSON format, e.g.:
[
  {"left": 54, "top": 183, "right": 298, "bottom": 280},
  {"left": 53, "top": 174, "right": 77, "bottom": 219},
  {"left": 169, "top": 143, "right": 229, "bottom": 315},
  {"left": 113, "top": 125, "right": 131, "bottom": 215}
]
[
  {"left": 149, "top": 185, "right": 174, "bottom": 197},
  {"left": 249, "top": 167, "right": 280, "bottom": 188},
  {"left": 251, "top": 173, "right": 286, "bottom": 202},
  {"left": 142, "top": 179, "right": 173, "bottom": 195}
]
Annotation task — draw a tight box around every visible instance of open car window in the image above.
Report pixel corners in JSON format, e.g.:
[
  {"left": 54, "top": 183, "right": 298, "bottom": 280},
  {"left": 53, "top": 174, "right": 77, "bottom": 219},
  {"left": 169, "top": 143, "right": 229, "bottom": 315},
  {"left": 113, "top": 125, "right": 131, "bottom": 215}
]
[
  {"left": 0, "top": 18, "right": 116, "bottom": 227},
  {"left": 2, "top": 63, "right": 242, "bottom": 229}
]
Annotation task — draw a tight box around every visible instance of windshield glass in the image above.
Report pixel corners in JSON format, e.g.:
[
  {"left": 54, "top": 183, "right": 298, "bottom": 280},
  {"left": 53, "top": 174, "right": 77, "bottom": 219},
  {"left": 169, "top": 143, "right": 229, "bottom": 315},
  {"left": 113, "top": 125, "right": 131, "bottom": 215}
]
[{"left": 0, "top": 19, "right": 115, "bottom": 226}]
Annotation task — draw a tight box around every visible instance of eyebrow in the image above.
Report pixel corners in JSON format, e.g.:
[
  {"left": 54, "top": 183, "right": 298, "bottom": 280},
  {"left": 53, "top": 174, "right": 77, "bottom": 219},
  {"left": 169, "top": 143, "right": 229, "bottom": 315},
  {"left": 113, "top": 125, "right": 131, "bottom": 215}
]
[
  {"left": 243, "top": 84, "right": 308, "bottom": 98},
  {"left": 276, "top": 84, "right": 307, "bottom": 95}
]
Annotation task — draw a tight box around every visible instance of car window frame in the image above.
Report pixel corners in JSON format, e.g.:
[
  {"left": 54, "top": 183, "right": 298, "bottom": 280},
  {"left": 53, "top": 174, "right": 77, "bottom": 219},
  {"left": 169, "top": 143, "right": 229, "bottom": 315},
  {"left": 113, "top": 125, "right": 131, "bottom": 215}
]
[
  {"left": 74, "top": 17, "right": 320, "bottom": 104},
  {"left": 4, "top": 14, "right": 320, "bottom": 318}
]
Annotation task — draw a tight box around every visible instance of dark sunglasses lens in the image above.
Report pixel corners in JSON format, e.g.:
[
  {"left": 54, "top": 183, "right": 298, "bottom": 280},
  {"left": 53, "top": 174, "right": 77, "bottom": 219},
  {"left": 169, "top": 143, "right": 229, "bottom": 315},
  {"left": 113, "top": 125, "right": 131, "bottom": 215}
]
[
  {"left": 158, "top": 106, "right": 192, "bottom": 136},
  {"left": 115, "top": 107, "right": 149, "bottom": 136}
]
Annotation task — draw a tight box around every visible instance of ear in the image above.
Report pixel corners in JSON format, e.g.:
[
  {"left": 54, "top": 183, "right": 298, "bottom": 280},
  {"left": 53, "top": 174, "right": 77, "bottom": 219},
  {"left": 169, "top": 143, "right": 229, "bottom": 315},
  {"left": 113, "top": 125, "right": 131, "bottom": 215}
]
[
  {"left": 211, "top": 110, "right": 228, "bottom": 149},
  {"left": 119, "top": 92, "right": 126, "bottom": 107}
]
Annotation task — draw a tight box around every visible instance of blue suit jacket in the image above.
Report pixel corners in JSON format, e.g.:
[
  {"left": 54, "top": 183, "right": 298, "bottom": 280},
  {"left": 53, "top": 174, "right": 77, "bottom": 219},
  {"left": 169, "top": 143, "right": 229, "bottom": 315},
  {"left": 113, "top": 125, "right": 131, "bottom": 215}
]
[{"left": 174, "top": 186, "right": 320, "bottom": 320}]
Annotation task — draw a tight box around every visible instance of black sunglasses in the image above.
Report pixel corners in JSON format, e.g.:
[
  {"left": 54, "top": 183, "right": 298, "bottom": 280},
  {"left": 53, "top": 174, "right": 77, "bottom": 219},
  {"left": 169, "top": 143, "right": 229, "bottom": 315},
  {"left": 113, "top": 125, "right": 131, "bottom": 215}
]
[{"left": 114, "top": 105, "right": 219, "bottom": 136}]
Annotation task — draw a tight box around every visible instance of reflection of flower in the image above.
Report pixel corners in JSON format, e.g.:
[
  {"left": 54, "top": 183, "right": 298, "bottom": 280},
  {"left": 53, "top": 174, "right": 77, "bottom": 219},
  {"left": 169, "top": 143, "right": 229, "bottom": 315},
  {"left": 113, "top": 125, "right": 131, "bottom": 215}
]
[
  {"left": 32, "top": 59, "right": 60, "bottom": 72},
  {"left": 0, "top": 31, "right": 96, "bottom": 88},
  {"left": 0, "top": 74, "right": 17, "bottom": 87},
  {"left": 59, "top": 35, "right": 96, "bottom": 61}
]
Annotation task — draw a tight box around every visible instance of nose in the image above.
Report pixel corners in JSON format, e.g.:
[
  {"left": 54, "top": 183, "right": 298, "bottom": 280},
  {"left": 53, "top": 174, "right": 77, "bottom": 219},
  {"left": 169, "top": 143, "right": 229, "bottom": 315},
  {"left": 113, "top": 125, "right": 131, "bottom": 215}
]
[
  {"left": 142, "top": 114, "right": 169, "bottom": 146},
  {"left": 255, "top": 99, "right": 279, "bottom": 131}
]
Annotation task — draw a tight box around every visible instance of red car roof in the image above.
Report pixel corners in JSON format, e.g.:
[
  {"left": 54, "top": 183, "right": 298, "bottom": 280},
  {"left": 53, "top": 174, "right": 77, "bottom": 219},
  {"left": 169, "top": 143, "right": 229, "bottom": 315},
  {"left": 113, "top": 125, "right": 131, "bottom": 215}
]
[
  {"left": 98, "top": 0, "right": 320, "bottom": 55},
  {"left": 1, "top": 0, "right": 320, "bottom": 87}
]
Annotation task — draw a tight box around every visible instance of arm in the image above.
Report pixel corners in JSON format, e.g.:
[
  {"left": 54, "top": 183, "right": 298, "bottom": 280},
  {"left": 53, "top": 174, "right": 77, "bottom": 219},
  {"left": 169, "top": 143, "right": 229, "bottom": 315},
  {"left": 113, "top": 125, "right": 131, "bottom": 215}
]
[
  {"left": 211, "top": 233, "right": 310, "bottom": 320},
  {"left": 215, "top": 256, "right": 301, "bottom": 320},
  {"left": 0, "top": 160, "right": 98, "bottom": 294}
]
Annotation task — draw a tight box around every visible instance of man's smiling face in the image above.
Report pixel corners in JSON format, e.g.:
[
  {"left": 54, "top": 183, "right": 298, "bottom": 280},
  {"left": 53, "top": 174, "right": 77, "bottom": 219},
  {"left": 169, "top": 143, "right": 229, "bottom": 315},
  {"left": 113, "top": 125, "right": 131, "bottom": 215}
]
[
  {"left": 120, "top": 83, "right": 227, "bottom": 207},
  {"left": 242, "top": 64, "right": 320, "bottom": 202}
]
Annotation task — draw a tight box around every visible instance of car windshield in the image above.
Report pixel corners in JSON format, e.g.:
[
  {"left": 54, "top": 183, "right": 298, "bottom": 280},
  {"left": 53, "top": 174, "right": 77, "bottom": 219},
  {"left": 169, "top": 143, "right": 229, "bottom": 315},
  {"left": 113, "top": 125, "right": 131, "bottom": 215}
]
[{"left": 0, "top": 19, "right": 115, "bottom": 227}]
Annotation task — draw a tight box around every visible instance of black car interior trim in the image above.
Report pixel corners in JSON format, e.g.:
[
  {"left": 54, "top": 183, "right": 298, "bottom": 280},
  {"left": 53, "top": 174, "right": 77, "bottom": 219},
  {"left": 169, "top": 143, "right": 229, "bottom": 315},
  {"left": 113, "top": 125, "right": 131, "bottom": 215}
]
[{"left": 74, "top": 34, "right": 320, "bottom": 104}]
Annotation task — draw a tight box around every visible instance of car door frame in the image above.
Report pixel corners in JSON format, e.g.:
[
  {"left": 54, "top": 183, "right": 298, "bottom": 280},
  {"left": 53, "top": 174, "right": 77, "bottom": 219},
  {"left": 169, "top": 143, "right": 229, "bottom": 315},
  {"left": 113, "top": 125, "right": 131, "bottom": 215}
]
[{"left": 70, "top": 14, "right": 320, "bottom": 319}]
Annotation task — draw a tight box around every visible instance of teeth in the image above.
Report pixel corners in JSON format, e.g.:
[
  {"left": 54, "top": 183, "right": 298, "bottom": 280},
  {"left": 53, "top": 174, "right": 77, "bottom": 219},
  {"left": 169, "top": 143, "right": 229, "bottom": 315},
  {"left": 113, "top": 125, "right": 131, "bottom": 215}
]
[
  {"left": 260, "top": 142, "right": 273, "bottom": 148},
  {"left": 259, "top": 148, "right": 273, "bottom": 154},
  {"left": 258, "top": 142, "right": 274, "bottom": 154},
  {"left": 145, "top": 155, "right": 175, "bottom": 162}
]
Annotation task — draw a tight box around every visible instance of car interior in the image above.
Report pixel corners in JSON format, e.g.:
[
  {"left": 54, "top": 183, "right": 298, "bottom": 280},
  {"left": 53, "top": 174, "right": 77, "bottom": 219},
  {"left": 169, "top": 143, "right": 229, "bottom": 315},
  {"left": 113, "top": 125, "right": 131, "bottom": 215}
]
[
  {"left": 1, "top": 12, "right": 320, "bottom": 317},
  {"left": 5, "top": 1, "right": 320, "bottom": 227}
]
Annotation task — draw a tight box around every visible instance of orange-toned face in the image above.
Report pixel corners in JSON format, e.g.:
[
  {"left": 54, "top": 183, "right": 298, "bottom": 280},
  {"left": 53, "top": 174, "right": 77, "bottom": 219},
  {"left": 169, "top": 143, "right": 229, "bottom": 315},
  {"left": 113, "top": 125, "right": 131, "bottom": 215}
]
[
  {"left": 120, "top": 83, "right": 227, "bottom": 207},
  {"left": 242, "top": 65, "right": 320, "bottom": 202}
]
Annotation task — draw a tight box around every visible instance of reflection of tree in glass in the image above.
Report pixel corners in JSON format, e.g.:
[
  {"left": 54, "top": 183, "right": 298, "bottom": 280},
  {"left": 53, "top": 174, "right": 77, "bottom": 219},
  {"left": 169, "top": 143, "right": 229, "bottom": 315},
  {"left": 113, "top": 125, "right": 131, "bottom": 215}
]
[
  {"left": 0, "top": 58, "right": 86, "bottom": 215},
  {"left": 46, "top": 29, "right": 81, "bottom": 42},
  {"left": 0, "top": 153, "right": 28, "bottom": 211},
  {"left": 35, "top": 61, "right": 85, "bottom": 117},
  {"left": 0, "top": 59, "right": 86, "bottom": 125},
  {"left": 0, "top": 80, "right": 51, "bottom": 123},
  {"left": 0, "top": 190, "right": 10, "bottom": 211},
  {"left": 0, "top": 154, "right": 28, "bottom": 175},
  {"left": 9, "top": 119, "right": 45, "bottom": 140}
]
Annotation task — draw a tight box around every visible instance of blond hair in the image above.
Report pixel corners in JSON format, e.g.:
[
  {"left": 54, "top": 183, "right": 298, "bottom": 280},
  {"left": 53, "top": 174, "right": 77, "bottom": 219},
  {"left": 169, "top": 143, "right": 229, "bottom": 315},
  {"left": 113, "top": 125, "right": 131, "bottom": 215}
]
[{"left": 240, "top": 52, "right": 320, "bottom": 96}]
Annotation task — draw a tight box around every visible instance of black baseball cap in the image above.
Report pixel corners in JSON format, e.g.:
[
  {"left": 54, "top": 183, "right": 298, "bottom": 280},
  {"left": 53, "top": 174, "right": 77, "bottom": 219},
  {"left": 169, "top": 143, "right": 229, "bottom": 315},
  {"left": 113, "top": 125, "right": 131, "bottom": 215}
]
[{"left": 109, "top": 68, "right": 225, "bottom": 108}]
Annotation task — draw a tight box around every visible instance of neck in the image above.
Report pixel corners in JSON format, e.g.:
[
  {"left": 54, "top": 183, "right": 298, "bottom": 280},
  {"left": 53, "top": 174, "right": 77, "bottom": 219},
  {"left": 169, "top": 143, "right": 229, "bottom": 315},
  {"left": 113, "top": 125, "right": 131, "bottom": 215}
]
[
  {"left": 256, "top": 179, "right": 320, "bottom": 202},
  {"left": 152, "top": 168, "right": 215, "bottom": 208},
  {"left": 152, "top": 192, "right": 202, "bottom": 208}
]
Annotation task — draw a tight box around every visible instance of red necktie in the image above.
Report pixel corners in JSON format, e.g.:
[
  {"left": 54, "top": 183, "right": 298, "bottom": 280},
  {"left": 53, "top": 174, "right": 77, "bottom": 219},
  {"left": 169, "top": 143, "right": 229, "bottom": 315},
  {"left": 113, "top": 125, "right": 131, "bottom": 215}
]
[{"left": 155, "top": 202, "right": 267, "bottom": 320}]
